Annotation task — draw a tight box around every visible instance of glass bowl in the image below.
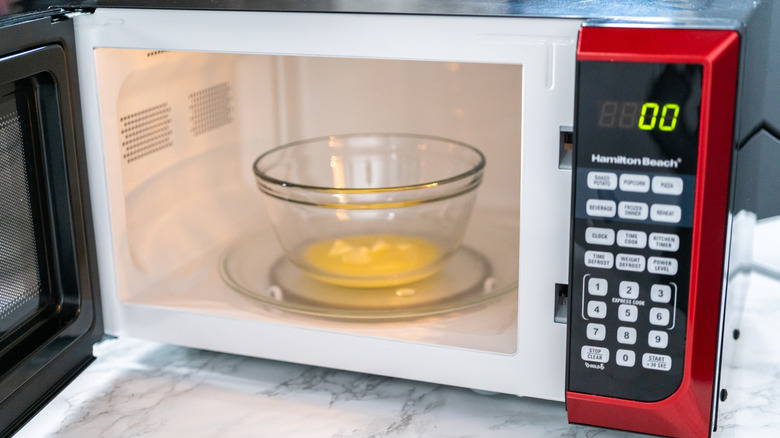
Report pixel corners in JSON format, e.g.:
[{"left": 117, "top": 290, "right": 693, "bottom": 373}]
[{"left": 253, "top": 133, "right": 485, "bottom": 288}]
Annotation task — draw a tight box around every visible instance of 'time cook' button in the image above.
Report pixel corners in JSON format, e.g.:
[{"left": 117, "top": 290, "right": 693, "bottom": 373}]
[
  {"left": 642, "top": 353, "right": 673, "bottom": 371},
  {"left": 582, "top": 346, "right": 610, "bottom": 363}
]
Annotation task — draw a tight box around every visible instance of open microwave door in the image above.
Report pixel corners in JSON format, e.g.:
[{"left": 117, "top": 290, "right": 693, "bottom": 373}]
[{"left": 0, "top": 10, "right": 103, "bottom": 437}]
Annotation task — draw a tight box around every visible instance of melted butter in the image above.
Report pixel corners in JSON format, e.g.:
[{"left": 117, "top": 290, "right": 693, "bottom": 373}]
[{"left": 303, "top": 234, "right": 441, "bottom": 288}]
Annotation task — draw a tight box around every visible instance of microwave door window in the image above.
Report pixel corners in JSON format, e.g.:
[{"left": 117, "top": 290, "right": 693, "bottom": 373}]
[{"left": 0, "top": 94, "right": 50, "bottom": 340}]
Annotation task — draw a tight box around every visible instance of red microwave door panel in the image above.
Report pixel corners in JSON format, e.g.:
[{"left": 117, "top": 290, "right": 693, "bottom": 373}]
[{"left": 569, "top": 27, "right": 739, "bottom": 438}]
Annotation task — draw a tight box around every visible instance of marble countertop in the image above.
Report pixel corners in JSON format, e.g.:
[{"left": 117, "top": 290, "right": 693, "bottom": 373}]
[{"left": 13, "top": 270, "right": 780, "bottom": 437}]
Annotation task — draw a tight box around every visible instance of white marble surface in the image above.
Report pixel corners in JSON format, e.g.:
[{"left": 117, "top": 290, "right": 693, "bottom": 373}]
[{"left": 11, "top": 270, "right": 780, "bottom": 438}]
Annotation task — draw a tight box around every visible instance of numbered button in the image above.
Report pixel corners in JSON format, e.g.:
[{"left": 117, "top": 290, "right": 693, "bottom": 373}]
[
  {"left": 588, "top": 278, "right": 608, "bottom": 296},
  {"left": 650, "top": 307, "right": 671, "bottom": 326},
  {"left": 587, "top": 301, "right": 608, "bottom": 319},
  {"left": 616, "top": 349, "right": 636, "bottom": 367},
  {"left": 649, "top": 330, "right": 669, "bottom": 349},
  {"left": 617, "top": 326, "right": 637, "bottom": 345},
  {"left": 587, "top": 323, "right": 606, "bottom": 341},
  {"left": 651, "top": 284, "right": 672, "bottom": 303},
  {"left": 619, "top": 281, "right": 639, "bottom": 299},
  {"left": 618, "top": 304, "right": 638, "bottom": 322}
]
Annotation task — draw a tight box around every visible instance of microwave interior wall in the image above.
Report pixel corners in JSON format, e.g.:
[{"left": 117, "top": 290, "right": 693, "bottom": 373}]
[{"left": 77, "top": 10, "right": 578, "bottom": 399}]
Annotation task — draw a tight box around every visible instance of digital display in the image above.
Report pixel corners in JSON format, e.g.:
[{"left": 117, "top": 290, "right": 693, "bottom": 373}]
[
  {"left": 576, "top": 62, "right": 702, "bottom": 174},
  {"left": 598, "top": 101, "right": 680, "bottom": 131}
]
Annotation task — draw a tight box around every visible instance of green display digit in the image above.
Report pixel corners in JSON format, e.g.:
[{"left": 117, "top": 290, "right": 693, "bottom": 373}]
[
  {"left": 659, "top": 104, "right": 680, "bottom": 131},
  {"left": 638, "top": 102, "right": 659, "bottom": 130}
]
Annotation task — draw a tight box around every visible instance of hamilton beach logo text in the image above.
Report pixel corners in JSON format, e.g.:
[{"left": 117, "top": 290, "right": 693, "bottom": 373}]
[{"left": 591, "top": 154, "right": 681, "bottom": 169}]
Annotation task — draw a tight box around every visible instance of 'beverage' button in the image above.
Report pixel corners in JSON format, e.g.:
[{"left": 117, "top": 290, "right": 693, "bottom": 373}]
[
  {"left": 587, "top": 199, "right": 617, "bottom": 218},
  {"left": 586, "top": 227, "right": 615, "bottom": 246},
  {"left": 587, "top": 172, "right": 618, "bottom": 190},
  {"left": 652, "top": 176, "right": 684, "bottom": 196},
  {"left": 650, "top": 204, "right": 682, "bottom": 223},
  {"left": 619, "top": 174, "right": 651, "bottom": 193}
]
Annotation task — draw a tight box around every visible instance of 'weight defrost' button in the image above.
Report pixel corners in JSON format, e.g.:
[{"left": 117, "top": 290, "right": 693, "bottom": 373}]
[
  {"left": 587, "top": 172, "right": 618, "bottom": 190},
  {"left": 616, "top": 254, "right": 646, "bottom": 272},
  {"left": 587, "top": 199, "right": 617, "bottom": 218}
]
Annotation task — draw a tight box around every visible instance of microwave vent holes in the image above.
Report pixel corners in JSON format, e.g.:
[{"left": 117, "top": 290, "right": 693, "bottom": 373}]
[
  {"left": 146, "top": 50, "right": 168, "bottom": 58},
  {"left": 119, "top": 103, "right": 173, "bottom": 164},
  {"left": 189, "top": 82, "right": 233, "bottom": 137}
]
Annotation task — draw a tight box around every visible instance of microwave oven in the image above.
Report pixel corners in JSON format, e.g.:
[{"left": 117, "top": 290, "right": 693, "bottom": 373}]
[{"left": 1, "top": 1, "right": 779, "bottom": 436}]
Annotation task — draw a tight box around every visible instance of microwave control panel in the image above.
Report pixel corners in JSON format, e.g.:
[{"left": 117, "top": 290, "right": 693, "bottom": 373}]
[{"left": 567, "top": 60, "right": 702, "bottom": 402}]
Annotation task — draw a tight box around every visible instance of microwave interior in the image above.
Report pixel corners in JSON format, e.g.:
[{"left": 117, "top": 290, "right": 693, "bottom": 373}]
[{"left": 95, "top": 49, "right": 528, "bottom": 353}]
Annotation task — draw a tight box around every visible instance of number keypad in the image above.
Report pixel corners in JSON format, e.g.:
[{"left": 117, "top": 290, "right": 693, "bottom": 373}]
[{"left": 570, "top": 167, "right": 692, "bottom": 402}]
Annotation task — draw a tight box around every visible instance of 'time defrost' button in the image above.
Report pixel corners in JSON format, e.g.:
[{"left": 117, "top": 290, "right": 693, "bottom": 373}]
[{"left": 585, "top": 251, "right": 614, "bottom": 269}]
